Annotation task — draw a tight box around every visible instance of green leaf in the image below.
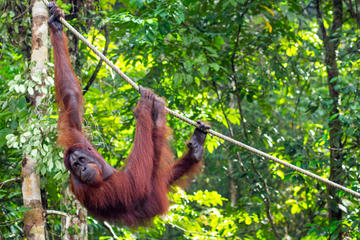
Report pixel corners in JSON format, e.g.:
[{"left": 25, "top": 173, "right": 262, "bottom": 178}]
[
  {"left": 200, "top": 64, "right": 209, "bottom": 75},
  {"left": 330, "top": 76, "right": 339, "bottom": 83},
  {"left": 329, "top": 113, "right": 339, "bottom": 121},
  {"left": 184, "top": 60, "right": 192, "bottom": 72},
  {"left": 209, "top": 63, "right": 220, "bottom": 71},
  {"left": 184, "top": 74, "right": 193, "bottom": 84},
  {"left": 173, "top": 73, "right": 182, "bottom": 85}
]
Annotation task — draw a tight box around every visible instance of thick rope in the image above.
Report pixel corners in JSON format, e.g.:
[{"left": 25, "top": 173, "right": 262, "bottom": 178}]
[{"left": 42, "top": 0, "right": 360, "bottom": 198}]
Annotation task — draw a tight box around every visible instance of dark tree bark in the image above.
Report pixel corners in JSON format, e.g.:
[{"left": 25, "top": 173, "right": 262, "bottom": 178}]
[{"left": 315, "top": 0, "right": 344, "bottom": 238}]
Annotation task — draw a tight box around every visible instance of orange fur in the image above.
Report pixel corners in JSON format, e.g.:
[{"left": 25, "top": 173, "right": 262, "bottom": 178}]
[{"left": 49, "top": 4, "right": 204, "bottom": 226}]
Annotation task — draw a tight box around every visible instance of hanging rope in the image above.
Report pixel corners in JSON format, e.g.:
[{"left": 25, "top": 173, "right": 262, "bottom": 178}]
[{"left": 41, "top": 0, "right": 360, "bottom": 198}]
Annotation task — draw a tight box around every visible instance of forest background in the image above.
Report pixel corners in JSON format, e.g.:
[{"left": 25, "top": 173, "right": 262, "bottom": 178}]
[{"left": 0, "top": 0, "right": 360, "bottom": 239}]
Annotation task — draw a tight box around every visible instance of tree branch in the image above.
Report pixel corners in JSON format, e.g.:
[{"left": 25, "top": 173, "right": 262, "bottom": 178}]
[
  {"left": 168, "top": 223, "right": 218, "bottom": 238},
  {"left": 83, "top": 25, "right": 110, "bottom": 95},
  {"left": 331, "top": 0, "right": 343, "bottom": 35},
  {"left": 45, "top": 210, "right": 69, "bottom": 217},
  {"left": 0, "top": 218, "right": 21, "bottom": 226},
  {"left": 231, "top": 0, "right": 252, "bottom": 140},
  {"left": 0, "top": 177, "right": 21, "bottom": 189},
  {"left": 229, "top": 8, "right": 280, "bottom": 233},
  {"left": 45, "top": 210, "right": 72, "bottom": 235},
  {"left": 103, "top": 221, "right": 118, "bottom": 239},
  {"left": 315, "top": 0, "right": 328, "bottom": 41},
  {"left": 211, "top": 79, "right": 238, "bottom": 207},
  {"left": 250, "top": 161, "right": 281, "bottom": 240},
  {"left": 230, "top": 0, "right": 251, "bottom": 73}
]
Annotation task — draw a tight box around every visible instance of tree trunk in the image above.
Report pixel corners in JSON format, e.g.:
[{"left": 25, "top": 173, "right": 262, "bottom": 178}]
[
  {"left": 22, "top": 1, "right": 48, "bottom": 239},
  {"left": 316, "top": 0, "right": 344, "bottom": 238},
  {"left": 325, "top": 1, "right": 344, "bottom": 238}
]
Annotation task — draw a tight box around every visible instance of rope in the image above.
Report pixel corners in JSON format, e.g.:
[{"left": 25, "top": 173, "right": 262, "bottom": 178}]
[{"left": 42, "top": 0, "right": 360, "bottom": 198}]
